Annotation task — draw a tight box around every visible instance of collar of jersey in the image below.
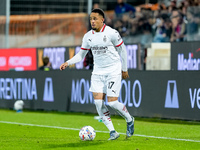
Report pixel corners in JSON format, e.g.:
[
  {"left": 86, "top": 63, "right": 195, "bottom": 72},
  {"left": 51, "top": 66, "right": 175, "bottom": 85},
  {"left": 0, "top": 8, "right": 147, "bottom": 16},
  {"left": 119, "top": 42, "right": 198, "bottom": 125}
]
[{"left": 92, "top": 24, "right": 106, "bottom": 34}]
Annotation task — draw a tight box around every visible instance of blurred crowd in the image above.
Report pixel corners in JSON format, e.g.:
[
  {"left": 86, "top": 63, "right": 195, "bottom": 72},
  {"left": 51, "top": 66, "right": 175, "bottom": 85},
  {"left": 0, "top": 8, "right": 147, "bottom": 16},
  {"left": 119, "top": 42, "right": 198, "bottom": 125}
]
[{"left": 105, "top": 0, "right": 200, "bottom": 47}]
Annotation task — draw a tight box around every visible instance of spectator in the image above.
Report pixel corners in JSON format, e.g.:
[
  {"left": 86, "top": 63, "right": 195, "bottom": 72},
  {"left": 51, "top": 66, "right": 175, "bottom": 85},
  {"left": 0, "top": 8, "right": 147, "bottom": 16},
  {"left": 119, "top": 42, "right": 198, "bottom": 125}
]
[
  {"left": 138, "top": 17, "right": 153, "bottom": 47},
  {"left": 115, "top": 0, "right": 136, "bottom": 18},
  {"left": 178, "top": 1, "right": 188, "bottom": 17},
  {"left": 164, "top": 18, "right": 173, "bottom": 41},
  {"left": 186, "top": 10, "right": 199, "bottom": 41},
  {"left": 170, "top": 10, "right": 186, "bottom": 42},
  {"left": 129, "top": 11, "right": 144, "bottom": 35},
  {"left": 120, "top": 14, "right": 130, "bottom": 37},
  {"left": 113, "top": 19, "right": 123, "bottom": 35},
  {"left": 167, "top": 0, "right": 177, "bottom": 15},
  {"left": 39, "top": 57, "right": 51, "bottom": 71},
  {"left": 153, "top": 14, "right": 172, "bottom": 42},
  {"left": 93, "top": 3, "right": 100, "bottom": 9}
]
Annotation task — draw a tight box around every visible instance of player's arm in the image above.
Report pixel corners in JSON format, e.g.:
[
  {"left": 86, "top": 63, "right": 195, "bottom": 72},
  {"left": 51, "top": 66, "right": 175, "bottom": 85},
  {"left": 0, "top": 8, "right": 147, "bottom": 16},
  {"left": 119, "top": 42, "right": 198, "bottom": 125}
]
[
  {"left": 60, "top": 50, "right": 88, "bottom": 70},
  {"left": 116, "top": 43, "right": 129, "bottom": 79},
  {"left": 111, "top": 29, "right": 129, "bottom": 79}
]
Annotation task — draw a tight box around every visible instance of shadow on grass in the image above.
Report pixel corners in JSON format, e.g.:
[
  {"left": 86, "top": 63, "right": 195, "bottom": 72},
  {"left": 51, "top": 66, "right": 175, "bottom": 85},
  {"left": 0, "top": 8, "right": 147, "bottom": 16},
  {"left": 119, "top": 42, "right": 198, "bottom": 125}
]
[{"left": 44, "top": 140, "right": 105, "bottom": 149}]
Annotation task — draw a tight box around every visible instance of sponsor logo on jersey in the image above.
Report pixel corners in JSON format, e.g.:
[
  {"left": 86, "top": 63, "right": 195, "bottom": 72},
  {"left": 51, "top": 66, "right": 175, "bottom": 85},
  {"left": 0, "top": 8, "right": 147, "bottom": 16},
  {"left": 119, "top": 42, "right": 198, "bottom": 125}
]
[
  {"left": 91, "top": 46, "right": 108, "bottom": 50},
  {"left": 164, "top": 80, "right": 179, "bottom": 108}
]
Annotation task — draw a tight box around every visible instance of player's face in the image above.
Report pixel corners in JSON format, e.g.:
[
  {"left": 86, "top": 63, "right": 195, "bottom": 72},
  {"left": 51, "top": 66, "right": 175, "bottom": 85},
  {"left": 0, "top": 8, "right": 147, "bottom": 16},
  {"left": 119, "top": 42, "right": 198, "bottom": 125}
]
[{"left": 90, "top": 12, "right": 104, "bottom": 32}]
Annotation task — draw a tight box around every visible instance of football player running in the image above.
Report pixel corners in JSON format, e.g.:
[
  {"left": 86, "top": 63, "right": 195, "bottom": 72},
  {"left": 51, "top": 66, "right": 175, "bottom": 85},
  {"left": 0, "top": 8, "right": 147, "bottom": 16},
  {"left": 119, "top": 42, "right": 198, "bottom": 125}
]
[{"left": 60, "top": 8, "right": 134, "bottom": 140}]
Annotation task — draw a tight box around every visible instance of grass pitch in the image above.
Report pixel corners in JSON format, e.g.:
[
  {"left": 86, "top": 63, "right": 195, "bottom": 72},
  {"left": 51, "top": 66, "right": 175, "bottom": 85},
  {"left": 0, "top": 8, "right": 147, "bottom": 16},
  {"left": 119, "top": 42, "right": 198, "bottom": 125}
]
[{"left": 0, "top": 109, "right": 199, "bottom": 150}]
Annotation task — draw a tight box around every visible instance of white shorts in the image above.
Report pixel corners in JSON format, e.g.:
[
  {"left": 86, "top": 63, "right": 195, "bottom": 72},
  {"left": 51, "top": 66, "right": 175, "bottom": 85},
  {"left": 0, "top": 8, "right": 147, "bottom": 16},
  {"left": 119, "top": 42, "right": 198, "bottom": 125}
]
[{"left": 89, "top": 74, "right": 122, "bottom": 97}]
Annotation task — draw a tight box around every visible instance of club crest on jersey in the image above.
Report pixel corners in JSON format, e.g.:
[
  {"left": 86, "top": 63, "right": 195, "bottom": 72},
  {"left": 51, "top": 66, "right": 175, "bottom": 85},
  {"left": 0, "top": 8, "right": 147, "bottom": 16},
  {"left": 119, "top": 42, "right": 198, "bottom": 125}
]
[{"left": 103, "top": 36, "right": 107, "bottom": 42}]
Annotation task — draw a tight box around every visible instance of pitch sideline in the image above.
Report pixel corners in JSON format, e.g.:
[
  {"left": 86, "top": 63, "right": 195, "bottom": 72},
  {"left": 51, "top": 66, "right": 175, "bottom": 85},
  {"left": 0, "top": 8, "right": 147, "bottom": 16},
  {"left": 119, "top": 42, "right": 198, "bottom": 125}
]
[{"left": 0, "top": 120, "right": 199, "bottom": 143}]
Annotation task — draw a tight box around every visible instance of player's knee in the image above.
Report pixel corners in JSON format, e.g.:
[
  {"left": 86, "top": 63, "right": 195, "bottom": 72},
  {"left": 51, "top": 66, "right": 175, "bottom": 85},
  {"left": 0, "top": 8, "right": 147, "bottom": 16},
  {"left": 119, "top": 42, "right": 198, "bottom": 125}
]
[
  {"left": 94, "top": 100, "right": 103, "bottom": 107},
  {"left": 107, "top": 96, "right": 118, "bottom": 102},
  {"left": 108, "top": 100, "right": 118, "bottom": 109}
]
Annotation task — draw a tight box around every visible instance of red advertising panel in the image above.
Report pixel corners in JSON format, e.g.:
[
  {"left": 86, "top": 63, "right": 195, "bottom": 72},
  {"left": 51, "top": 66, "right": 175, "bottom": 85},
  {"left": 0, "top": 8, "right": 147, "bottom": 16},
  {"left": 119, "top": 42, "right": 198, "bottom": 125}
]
[{"left": 0, "top": 48, "right": 37, "bottom": 71}]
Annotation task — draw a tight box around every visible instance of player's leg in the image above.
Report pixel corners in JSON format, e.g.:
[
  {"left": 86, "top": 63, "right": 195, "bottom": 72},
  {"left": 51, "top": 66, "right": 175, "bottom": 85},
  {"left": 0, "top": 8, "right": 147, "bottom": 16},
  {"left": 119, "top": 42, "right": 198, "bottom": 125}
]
[
  {"left": 93, "top": 93, "right": 119, "bottom": 140},
  {"left": 107, "top": 97, "right": 133, "bottom": 123},
  {"left": 93, "top": 93, "right": 115, "bottom": 132},
  {"left": 107, "top": 98, "right": 134, "bottom": 137},
  {"left": 107, "top": 74, "right": 134, "bottom": 137},
  {"left": 90, "top": 74, "right": 118, "bottom": 140}
]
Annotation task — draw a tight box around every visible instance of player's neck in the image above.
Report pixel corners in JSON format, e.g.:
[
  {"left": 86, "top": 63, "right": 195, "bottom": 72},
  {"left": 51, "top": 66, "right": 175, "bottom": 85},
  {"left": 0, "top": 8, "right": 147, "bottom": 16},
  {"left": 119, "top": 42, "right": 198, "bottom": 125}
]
[{"left": 95, "top": 24, "right": 104, "bottom": 32}]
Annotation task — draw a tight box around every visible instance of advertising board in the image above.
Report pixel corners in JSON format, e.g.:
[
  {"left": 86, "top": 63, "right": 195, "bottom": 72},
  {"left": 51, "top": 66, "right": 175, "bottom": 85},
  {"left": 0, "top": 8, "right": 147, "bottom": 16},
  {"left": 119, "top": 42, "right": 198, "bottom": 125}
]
[
  {"left": 0, "top": 48, "right": 37, "bottom": 71},
  {"left": 171, "top": 42, "right": 200, "bottom": 70},
  {"left": 0, "top": 70, "right": 199, "bottom": 120}
]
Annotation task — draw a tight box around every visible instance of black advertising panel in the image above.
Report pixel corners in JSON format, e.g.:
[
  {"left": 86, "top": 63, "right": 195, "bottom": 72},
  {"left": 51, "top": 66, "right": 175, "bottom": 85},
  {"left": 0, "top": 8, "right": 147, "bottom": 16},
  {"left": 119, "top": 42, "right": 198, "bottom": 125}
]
[
  {"left": 171, "top": 42, "right": 200, "bottom": 70},
  {"left": 0, "top": 71, "right": 69, "bottom": 111},
  {"left": 0, "top": 70, "right": 199, "bottom": 120},
  {"left": 126, "top": 71, "right": 200, "bottom": 120},
  {"left": 67, "top": 70, "right": 200, "bottom": 120},
  {"left": 68, "top": 70, "right": 96, "bottom": 112}
]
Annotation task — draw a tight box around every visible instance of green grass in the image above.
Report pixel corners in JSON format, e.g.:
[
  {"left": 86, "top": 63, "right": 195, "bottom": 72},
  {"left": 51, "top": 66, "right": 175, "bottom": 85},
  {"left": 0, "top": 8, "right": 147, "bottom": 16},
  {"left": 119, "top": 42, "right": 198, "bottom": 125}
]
[{"left": 0, "top": 109, "right": 199, "bottom": 150}]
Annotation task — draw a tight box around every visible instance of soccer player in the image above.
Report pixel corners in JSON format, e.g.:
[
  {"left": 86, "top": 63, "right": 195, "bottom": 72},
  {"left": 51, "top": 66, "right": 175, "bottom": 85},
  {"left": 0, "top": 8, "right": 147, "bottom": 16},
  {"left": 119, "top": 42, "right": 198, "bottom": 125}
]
[{"left": 60, "top": 8, "right": 134, "bottom": 140}]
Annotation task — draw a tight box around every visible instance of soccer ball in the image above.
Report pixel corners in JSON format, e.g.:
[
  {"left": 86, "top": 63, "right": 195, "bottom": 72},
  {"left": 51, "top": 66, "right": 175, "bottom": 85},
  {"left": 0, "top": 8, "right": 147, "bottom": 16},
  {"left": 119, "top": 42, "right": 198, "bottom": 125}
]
[
  {"left": 14, "top": 100, "right": 24, "bottom": 111},
  {"left": 79, "top": 126, "right": 96, "bottom": 141}
]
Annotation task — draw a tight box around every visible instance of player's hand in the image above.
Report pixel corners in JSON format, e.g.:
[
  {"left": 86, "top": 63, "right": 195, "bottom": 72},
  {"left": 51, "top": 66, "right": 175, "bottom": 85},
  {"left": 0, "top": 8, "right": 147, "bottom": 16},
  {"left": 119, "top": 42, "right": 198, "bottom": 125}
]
[
  {"left": 60, "top": 62, "right": 68, "bottom": 71},
  {"left": 122, "top": 71, "right": 129, "bottom": 79}
]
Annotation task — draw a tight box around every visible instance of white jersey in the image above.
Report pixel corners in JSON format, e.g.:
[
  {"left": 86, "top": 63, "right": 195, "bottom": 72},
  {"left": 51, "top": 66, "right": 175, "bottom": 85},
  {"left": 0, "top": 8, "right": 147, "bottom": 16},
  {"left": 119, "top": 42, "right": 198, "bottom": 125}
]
[{"left": 81, "top": 24, "right": 123, "bottom": 75}]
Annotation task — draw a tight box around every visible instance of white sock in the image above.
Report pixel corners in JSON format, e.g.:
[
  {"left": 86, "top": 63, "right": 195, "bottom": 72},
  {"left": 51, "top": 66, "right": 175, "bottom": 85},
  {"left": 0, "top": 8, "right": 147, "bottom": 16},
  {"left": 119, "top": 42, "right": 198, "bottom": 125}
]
[
  {"left": 94, "top": 100, "right": 115, "bottom": 132},
  {"left": 108, "top": 100, "right": 132, "bottom": 122}
]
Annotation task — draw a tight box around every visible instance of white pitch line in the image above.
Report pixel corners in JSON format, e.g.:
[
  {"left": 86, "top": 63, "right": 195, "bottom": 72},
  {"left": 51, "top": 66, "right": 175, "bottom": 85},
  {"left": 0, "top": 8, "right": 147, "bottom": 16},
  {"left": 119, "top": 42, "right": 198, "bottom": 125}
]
[{"left": 0, "top": 121, "right": 199, "bottom": 143}]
